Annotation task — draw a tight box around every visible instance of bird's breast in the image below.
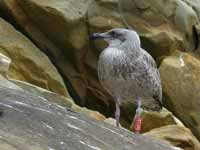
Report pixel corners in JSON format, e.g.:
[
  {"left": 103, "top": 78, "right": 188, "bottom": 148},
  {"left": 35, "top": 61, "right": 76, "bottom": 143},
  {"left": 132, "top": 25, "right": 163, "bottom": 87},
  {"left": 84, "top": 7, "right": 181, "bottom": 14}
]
[
  {"left": 99, "top": 48, "right": 126, "bottom": 64},
  {"left": 98, "top": 48, "right": 129, "bottom": 78}
]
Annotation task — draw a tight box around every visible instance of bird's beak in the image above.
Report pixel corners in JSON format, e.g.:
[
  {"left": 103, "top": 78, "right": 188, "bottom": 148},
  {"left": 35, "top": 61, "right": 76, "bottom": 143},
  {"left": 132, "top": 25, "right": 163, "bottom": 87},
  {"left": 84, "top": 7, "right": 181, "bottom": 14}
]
[{"left": 90, "top": 32, "right": 110, "bottom": 40}]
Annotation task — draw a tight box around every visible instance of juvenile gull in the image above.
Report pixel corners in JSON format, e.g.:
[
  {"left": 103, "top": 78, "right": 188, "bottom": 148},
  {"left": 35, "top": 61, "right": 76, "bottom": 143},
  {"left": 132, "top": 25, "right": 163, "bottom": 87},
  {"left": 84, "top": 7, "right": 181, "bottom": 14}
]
[{"left": 91, "top": 28, "right": 162, "bottom": 132}]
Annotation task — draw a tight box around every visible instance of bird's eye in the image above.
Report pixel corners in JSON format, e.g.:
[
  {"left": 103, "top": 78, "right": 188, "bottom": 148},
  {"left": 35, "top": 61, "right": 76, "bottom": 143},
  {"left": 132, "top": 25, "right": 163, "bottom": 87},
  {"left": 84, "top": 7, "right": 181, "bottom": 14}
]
[{"left": 110, "top": 31, "right": 117, "bottom": 37}]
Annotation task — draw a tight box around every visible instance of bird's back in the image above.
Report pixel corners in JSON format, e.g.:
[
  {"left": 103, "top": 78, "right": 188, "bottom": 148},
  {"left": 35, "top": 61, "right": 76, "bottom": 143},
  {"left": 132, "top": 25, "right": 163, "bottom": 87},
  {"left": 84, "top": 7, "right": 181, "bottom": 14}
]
[{"left": 98, "top": 47, "right": 162, "bottom": 111}]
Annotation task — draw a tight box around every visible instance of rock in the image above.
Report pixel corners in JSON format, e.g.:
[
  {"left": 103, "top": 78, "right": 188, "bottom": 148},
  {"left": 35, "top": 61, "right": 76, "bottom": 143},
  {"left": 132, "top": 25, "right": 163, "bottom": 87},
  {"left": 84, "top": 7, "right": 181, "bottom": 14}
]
[
  {"left": 0, "top": 17, "right": 69, "bottom": 97},
  {"left": 88, "top": 0, "right": 200, "bottom": 56},
  {"left": 9, "top": 78, "right": 73, "bottom": 108},
  {"left": 130, "top": 108, "right": 183, "bottom": 133},
  {"left": 144, "top": 125, "right": 200, "bottom": 150},
  {"left": 0, "top": 86, "right": 182, "bottom": 150},
  {"left": 10, "top": 78, "right": 106, "bottom": 121},
  {"left": 183, "top": 0, "right": 200, "bottom": 21},
  {"left": 72, "top": 105, "right": 106, "bottom": 121},
  {"left": 88, "top": 0, "right": 123, "bottom": 50},
  {"left": 0, "top": 75, "right": 22, "bottom": 91},
  {"left": 104, "top": 117, "right": 122, "bottom": 127},
  {"left": 119, "top": 0, "right": 200, "bottom": 56},
  {"left": 159, "top": 51, "right": 200, "bottom": 141},
  {"left": 0, "top": 0, "right": 91, "bottom": 101},
  {"left": 0, "top": 53, "right": 11, "bottom": 78}
]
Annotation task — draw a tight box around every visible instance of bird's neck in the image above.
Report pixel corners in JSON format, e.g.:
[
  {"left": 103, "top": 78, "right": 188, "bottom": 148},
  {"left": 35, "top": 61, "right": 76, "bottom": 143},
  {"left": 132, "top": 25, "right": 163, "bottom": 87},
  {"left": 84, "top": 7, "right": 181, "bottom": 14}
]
[{"left": 119, "top": 38, "right": 141, "bottom": 58}]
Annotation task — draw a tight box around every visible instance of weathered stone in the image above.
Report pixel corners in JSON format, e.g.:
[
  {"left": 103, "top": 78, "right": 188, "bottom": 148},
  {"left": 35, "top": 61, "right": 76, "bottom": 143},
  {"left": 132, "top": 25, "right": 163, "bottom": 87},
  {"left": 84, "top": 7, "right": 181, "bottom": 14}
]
[
  {"left": 88, "top": 0, "right": 123, "bottom": 50},
  {"left": 160, "top": 51, "right": 200, "bottom": 141},
  {"left": 0, "top": 87, "right": 181, "bottom": 150},
  {"left": 0, "top": 17, "right": 69, "bottom": 97},
  {"left": 119, "top": 0, "right": 200, "bottom": 55},
  {"left": 0, "top": 75, "right": 22, "bottom": 91},
  {"left": 72, "top": 105, "right": 106, "bottom": 121},
  {"left": 10, "top": 79, "right": 72, "bottom": 108},
  {"left": 88, "top": 0, "right": 200, "bottom": 57},
  {"left": 144, "top": 125, "right": 200, "bottom": 150},
  {"left": 0, "top": 53, "right": 11, "bottom": 78},
  {"left": 104, "top": 117, "right": 122, "bottom": 127},
  {"left": 0, "top": 130, "right": 44, "bottom": 150},
  {"left": 9, "top": 77, "right": 106, "bottom": 122}
]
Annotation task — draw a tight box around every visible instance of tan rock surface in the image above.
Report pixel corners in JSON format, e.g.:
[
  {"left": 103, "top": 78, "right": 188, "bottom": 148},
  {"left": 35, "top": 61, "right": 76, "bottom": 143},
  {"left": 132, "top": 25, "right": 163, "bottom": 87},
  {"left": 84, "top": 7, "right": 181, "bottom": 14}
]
[
  {"left": 160, "top": 51, "right": 200, "bottom": 140},
  {"left": 0, "top": 18, "right": 69, "bottom": 97},
  {"left": 144, "top": 125, "right": 200, "bottom": 150}
]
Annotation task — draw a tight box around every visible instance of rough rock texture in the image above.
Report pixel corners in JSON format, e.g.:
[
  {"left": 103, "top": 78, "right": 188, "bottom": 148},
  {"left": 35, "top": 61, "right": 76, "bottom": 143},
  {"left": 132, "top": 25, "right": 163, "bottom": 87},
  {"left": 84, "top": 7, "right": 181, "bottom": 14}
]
[
  {"left": 88, "top": 0, "right": 123, "bottom": 50},
  {"left": 10, "top": 78, "right": 106, "bottom": 121},
  {"left": 145, "top": 125, "right": 200, "bottom": 150},
  {"left": 160, "top": 51, "right": 200, "bottom": 141},
  {"left": 130, "top": 108, "right": 182, "bottom": 133},
  {"left": 0, "top": 17, "right": 69, "bottom": 97},
  {"left": 0, "top": 75, "right": 22, "bottom": 91},
  {"left": 0, "top": 86, "right": 182, "bottom": 150},
  {"left": 72, "top": 105, "right": 106, "bottom": 121},
  {"left": 119, "top": 0, "right": 200, "bottom": 56},
  {"left": 0, "top": 53, "right": 11, "bottom": 78},
  {"left": 104, "top": 117, "right": 122, "bottom": 127},
  {"left": 10, "top": 79, "right": 73, "bottom": 108}
]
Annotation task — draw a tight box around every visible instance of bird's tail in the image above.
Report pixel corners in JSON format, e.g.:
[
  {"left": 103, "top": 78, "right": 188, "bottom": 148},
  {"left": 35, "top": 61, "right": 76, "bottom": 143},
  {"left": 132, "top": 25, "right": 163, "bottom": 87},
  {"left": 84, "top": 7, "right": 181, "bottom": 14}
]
[
  {"left": 122, "top": 97, "right": 163, "bottom": 112},
  {"left": 151, "top": 95, "right": 162, "bottom": 111},
  {"left": 139, "top": 96, "right": 162, "bottom": 112}
]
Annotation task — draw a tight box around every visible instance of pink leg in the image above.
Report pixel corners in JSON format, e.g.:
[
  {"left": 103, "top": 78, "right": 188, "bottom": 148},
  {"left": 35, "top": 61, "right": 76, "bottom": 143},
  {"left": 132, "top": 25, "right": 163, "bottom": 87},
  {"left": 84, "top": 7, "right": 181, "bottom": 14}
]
[{"left": 133, "top": 98, "right": 143, "bottom": 133}]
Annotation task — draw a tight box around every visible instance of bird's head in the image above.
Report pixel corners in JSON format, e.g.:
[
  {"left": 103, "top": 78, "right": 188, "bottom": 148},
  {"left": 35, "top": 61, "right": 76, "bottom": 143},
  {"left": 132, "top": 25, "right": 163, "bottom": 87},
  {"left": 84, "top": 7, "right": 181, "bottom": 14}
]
[{"left": 90, "top": 28, "right": 141, "bottom": 49}]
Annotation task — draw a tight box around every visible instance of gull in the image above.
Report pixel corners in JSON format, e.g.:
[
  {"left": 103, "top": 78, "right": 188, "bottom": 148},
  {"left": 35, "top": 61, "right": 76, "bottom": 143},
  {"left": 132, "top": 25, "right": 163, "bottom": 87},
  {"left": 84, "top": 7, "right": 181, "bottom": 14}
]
[{"left": 90, "top": 28, "right": 162, "bottom": 132}]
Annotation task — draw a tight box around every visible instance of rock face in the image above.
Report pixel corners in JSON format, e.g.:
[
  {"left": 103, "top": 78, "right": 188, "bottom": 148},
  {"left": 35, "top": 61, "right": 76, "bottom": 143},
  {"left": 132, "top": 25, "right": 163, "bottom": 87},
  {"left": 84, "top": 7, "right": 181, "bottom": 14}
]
[
  {"left": 9, "top": 78, "right": 73, "bottom": 108},
  {"left": 0, "top": 53, "right": 11, "bottom": 78},
  {"left": 10, "top": 78, "right": 107, "bottom": 122},
  {"left": 160, "top": 51, "right": 200, "bottom": 141},
  {"left": 0, "top": 86, "right": 181, "bottom": 150},
  {"left": 145, "top": 125, "right": 200, "bottom": 150},
  {"left": 0, "top": 75, "right": 22, "bottom": 91},
  {"left": 0, "top": 17, "right": 69, "bottom": 97},
  {"left": 119, "top": 0, "right": 200, "bottom": 56}
]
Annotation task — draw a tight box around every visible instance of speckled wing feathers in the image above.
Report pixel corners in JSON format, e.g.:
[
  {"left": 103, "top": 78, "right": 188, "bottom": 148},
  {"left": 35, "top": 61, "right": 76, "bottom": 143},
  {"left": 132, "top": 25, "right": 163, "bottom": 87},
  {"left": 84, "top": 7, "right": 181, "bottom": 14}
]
[{"left": 98, "top": 47, "right": 162, "bottom": 111}]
